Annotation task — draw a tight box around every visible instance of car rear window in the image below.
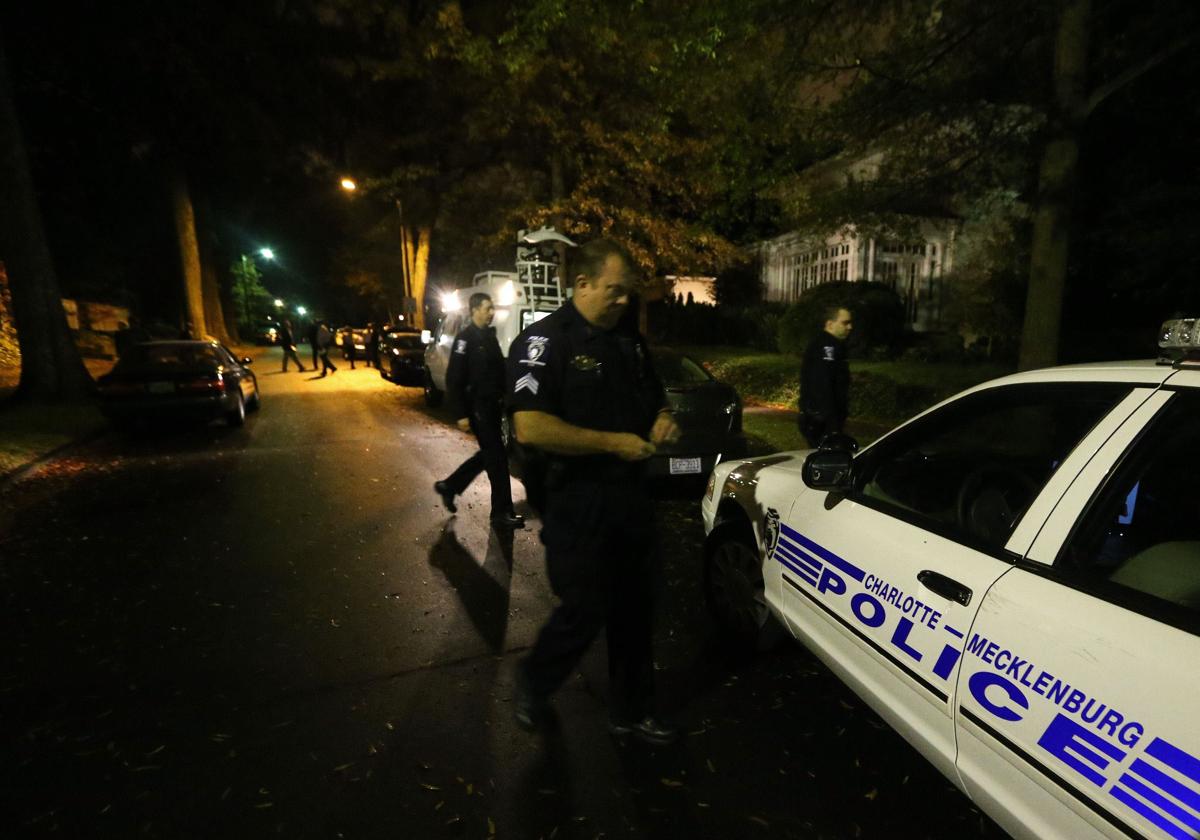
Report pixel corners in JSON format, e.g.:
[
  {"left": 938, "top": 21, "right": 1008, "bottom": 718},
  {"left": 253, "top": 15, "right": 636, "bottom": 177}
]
[
  {"left": 388, "top": 333, "right": 425, "bottom": 349},
  {"left": 118, "top": 344, "right": 220, "bottom": 370}
]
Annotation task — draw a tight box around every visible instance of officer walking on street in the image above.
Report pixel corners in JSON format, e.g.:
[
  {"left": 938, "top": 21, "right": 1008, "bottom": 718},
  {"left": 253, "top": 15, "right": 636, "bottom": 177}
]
[
  {"left": 507, "top": 238, "right": 682, "bottom": 745},
  {"left": 434, "top": 293, "right": 525, "bottom": 530},
  {"left": 799, "top": 304, "right": 852, "bottom": 447}
]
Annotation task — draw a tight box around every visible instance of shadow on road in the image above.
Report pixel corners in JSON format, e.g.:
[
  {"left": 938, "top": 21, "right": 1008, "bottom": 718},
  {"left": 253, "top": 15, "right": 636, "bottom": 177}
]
[{"left": 427, "top": 519, "right": 514, "bottom": 653}]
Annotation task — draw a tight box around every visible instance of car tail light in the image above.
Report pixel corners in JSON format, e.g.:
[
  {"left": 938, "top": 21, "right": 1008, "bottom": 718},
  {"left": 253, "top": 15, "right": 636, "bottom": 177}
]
[{"left": 179, "top": 373, "right": 225, "bottom": 392}]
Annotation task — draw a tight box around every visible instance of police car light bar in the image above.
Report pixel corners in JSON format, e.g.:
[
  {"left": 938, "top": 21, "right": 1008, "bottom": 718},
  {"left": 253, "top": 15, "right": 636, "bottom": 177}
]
[{"left": 1158, "top": 317, "right": 1200, "bottom": 365}]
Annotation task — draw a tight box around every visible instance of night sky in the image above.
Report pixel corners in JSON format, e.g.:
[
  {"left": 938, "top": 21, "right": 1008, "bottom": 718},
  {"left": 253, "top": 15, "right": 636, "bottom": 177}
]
[{"left": 3, "top": 3, "right": 1198, "bottom": 348}]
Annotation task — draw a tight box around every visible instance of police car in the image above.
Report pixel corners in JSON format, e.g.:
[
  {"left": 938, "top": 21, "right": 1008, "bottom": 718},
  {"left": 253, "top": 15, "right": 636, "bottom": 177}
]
[{"left": 700, "top": 319, "right": 1200, "bottom": 840}]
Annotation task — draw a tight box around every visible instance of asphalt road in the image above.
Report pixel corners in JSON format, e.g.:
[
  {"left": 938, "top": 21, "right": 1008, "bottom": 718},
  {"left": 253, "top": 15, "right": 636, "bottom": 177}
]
[{"left": 0, "top": 347, "right": 1005, "bottom": 839}]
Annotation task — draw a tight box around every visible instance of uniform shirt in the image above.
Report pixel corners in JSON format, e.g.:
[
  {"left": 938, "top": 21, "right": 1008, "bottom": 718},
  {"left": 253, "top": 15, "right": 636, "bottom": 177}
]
[
  {"left": 800, "top": 331, "right": 849, "bottom": 428},
  {"left": 446, "top": 321, "right": 506, "bottom": 419},
  {"left": 506, "top": 300, "right": 668, "bottom": 472}
]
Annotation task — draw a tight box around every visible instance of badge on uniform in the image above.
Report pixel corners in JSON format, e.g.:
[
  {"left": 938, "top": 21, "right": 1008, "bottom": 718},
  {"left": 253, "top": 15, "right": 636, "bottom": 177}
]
[
  {"left": 571, "top": 355, "right": 601, "bottom": 372},
  {"left": 823, "top": 345, "right": 835, "bottom": 361},
  {"left": 454, "top": 339, "right": 467, "bottom": 355}
]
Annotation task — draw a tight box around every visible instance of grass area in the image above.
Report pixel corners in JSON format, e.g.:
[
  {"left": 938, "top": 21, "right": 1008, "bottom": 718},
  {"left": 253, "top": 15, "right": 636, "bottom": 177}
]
[
  {"left": 675, "top": 344, "right": 1013, "bottom": 427},
  {"left": 0, "top": 400, "right": 106, "bottom": 477},
  {"left": 742, "top": 411, "right": 895, "bottom": 455}
]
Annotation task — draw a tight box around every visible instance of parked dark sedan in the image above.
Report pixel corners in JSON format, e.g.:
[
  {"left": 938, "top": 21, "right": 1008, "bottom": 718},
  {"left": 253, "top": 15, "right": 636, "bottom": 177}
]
[
  {"left": 377, "top": 327, "right": 427, "bottom": 385},
  {"left": 97, "top": 340, "right": 260, "bottom": 428},
  {"left": 646, "top": 348, "right": 745, "bottom": 479}
]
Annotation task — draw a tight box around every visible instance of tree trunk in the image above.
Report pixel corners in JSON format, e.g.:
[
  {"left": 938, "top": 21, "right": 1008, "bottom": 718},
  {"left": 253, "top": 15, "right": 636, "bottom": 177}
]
[
  {"left": 169, "top": 166, "right": 207, "bottom": 339},
  {"left": 1018, "top": 0, "right": 1090, "bottom": 371},
  {"left": 201, "top": 258, "right": 231, "bottom": 344},
  {"left": 0, "top": 36, "right": 92, "bottom": 402},
  {"left": 411, "top": 226, "right": 431, "bottom": 331}
]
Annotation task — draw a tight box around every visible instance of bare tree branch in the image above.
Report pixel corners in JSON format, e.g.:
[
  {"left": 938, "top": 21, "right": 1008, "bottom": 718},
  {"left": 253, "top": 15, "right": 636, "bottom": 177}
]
[{"left": 1081, "top": 31, "right": 1199, "bottom": 119}]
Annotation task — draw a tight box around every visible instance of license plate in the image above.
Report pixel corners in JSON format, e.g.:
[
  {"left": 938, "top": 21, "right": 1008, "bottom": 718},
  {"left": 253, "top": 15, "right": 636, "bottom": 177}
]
[
  {"left": 148, "top": 381, "right": 174, "bottom": 394},
  {"left": 669, "top": 457, "right": 702, "bottom": 475}
]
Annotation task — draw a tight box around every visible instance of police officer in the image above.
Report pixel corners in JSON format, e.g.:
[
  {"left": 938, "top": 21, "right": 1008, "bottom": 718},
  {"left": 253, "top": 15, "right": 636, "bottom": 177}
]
[
  {"left": 799, "top": 304, "right": 852, "bottom": 447},
  {"left": 434, "top": 293, "right": 525, "bottom": 529},
  {"left": 507, "top": 238, "right": 682, "bottom": 745}
]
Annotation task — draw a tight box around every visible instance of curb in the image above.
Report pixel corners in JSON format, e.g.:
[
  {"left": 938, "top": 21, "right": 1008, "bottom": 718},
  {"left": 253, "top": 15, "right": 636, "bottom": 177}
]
[{"left": 0, "top": 426, "right": 108, "bottom": 490}]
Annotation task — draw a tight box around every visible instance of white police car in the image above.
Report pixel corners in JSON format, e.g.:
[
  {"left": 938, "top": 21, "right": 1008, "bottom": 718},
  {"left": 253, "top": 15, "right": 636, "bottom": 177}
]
[{"left": 701, "top": 319, "right": 1200, "bottom": 840}]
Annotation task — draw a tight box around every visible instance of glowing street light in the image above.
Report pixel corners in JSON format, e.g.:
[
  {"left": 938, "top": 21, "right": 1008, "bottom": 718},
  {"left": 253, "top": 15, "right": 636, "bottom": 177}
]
[
  {"left": 339, "top": 177, "right": 357, "bottom": 192},
  {"left": 259, "top": 247, "right": 275, "bottom": 261},
  {"left": 296, "top": 306, "right": 308, "bottom": 316},
  {"left": 274, "top": 298, "right": 284, "bottom": 308}
]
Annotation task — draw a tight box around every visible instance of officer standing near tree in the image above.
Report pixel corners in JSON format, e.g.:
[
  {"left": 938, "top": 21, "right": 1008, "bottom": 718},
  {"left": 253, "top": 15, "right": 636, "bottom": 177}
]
[
  {"left": 799, "top": 304, "right": 853, "bottom": 447},
  {"left": 433, "top": 293, "right": 524, "bottom": 529},
  {"left": 507, "top": 238, "right": 682, "bottom": 745}
]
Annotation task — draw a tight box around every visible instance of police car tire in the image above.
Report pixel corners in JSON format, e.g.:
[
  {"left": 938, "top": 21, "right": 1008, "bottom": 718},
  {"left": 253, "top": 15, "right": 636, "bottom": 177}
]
[
  {"left": 247, "top": 386, "right": 261, "bottom": 412},
  {"left": 704, "top": 535, "right": 785, "bottom": 652},
  {"left": 423, "top": 369, "right": 443, "bottom": 407}
]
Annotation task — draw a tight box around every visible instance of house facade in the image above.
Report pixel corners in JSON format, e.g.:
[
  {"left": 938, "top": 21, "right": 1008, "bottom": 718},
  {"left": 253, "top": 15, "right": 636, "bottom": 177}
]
[{"left": 753, "top": 219, "right": 957, "bottom": 332}]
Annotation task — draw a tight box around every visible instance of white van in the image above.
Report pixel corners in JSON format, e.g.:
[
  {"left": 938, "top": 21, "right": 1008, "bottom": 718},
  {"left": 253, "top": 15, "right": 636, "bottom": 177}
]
[{"left": 422, "top": 269, "right": 567, "bottom": 406}]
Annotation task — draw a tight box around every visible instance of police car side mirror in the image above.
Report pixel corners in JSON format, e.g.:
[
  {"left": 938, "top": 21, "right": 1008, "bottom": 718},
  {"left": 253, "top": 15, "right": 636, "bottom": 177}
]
[{"left": 803, "top": 449, "right": 855, "bottom": 492}]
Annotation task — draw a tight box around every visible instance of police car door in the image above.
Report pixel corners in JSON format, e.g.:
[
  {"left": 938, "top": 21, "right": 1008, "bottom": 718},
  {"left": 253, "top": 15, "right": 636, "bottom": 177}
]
[
  {"left": 956, "top": 377, "right": 1200, "bottom": 840},
  {"left": 776, "top": 381, "right": 1140, "bottom": 785}
]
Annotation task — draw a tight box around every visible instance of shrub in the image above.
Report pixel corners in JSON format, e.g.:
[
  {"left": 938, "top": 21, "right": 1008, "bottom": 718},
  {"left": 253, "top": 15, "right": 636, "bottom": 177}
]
[{"left": 777, "top": 282, "right": 905, "bottom": 357}]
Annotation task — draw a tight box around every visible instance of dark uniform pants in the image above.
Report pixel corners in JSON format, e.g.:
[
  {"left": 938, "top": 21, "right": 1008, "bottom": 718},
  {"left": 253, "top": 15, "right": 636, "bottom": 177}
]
[
  {"left": 282, "top": 345, "right": 304, "bottom": 371},
  {"left": 444, "top": 401, "right": 513, "bottom": 515},
  {"left": 524, "top": 480, "right": 656, "bottom": 722}
]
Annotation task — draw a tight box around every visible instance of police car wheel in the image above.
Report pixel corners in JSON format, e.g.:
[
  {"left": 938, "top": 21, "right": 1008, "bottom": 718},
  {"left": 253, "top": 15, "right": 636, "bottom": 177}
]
[
  {"left": 705, "top": 537, "right": 780, "bottom": 650},
  {"left": 423, "top": 369, "right": 443, "bottom": 407}
]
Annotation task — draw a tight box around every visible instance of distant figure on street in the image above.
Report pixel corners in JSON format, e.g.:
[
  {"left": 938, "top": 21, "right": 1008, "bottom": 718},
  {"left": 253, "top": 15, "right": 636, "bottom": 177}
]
[
  {"left": 799, "top": 305, "right": 852, "bottom": 448},
  {"left": 279, "top": 319, "right": 306, "bottom": 372},
  {"left": 433, "top": 293, "right": 524, "bottom": 530},
  {"left": 317, "top": 321, "right": 337, "bottom": 377},
  {"left": 367, "top": 322, "right": 380, "bottom": 369},
  {"left": 343, "top": 327, "right": 358, "bottom": 369},
  {"left": 307, "top": 320, "right": 320, "bottom": 369},
  {"left": 506, "top": 238, "right": 682, "bottom": 745}
]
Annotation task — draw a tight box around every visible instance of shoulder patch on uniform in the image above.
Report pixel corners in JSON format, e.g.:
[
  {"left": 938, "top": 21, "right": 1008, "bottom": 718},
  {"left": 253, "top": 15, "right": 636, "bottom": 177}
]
[
  {"left": 823, "top": 345, "right": 835, "bottom": 361},
  {"left": 513, "top": 373, "right": 539, "bottom": 395},
  {"left": 454, "top": 339, "right": 467, "bottom": 355},
  {"left": 524, "top": 335, "right": 550, "bottom": 362}
]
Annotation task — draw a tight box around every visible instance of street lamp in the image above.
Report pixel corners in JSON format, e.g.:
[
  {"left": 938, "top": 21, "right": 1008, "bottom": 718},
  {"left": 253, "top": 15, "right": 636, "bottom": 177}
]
[
  {"left": 339, "top": 177, "right": 357, "bottom": 192},
  {"left": 296, "top": 306, "right": 308, "bottom": 317},
  {"left": 259, "top": 247, "right": 275, "bottom": 261},
  {"left": 274, "top": 298, "right": 284, "bottom": 308}
]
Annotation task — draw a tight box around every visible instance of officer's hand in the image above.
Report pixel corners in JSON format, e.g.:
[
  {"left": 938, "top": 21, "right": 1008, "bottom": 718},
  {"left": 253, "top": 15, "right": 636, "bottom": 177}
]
[
  {"left": 649, "top": 412, "right": 681, "bottom": 446},
  {"left": 610, "top": 432, "right": 656, "bottom": 461},
  {"left": 456, "top": 417, "right": 471, "bottom": 432}
]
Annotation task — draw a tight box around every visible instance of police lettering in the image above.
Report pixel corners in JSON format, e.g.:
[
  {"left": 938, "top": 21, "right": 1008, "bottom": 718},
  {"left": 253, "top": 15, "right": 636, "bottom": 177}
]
[
  {"left": 862, "top": 573, "right": 942, "bottom": 629},
  {"left": 966, "top": 634, "right": 1144, "bottom": 748}
]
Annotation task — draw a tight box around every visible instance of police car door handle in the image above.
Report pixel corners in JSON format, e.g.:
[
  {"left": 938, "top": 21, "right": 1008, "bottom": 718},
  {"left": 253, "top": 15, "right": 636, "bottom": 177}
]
[{"left": 917, "top": 570, "right": 972, "bottom": 607}]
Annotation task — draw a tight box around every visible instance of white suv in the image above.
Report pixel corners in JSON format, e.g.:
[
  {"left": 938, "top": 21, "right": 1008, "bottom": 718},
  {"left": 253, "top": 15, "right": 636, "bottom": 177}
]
[{"left": 701, "top": 322, "right": 1200, "bottom": 840}]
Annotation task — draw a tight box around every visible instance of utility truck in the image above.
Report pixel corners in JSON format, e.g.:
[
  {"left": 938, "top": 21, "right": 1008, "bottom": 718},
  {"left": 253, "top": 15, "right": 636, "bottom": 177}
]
[{"left": 422, "top": 227, "right": 575, "bottom": 407}]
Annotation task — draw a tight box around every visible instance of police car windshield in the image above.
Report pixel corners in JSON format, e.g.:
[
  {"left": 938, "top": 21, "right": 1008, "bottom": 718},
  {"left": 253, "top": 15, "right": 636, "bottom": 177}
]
[
  {"left": 653, "top": 351, "right": 712, "bottom": 387},
  {"left": 387, "top": 333, "right": 424, "bottom": 349}
]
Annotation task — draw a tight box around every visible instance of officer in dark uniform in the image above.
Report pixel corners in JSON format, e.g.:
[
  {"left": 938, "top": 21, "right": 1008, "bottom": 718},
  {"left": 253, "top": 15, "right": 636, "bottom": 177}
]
[
  {"left": 507, "top": 238, "right": 682, "bottom": 745},
  {"left": 799, "top": 304, "right": 852, "bottom": 447},
  {"left": 434, "top": 293, "right": 525, "bottom": 529}
]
